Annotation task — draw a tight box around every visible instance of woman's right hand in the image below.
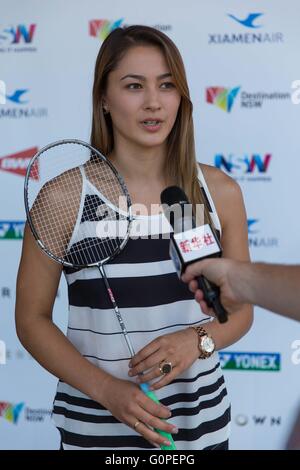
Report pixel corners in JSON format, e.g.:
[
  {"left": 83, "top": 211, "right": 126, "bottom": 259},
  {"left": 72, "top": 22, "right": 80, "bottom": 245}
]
[{"left": 100, "top": 376, "right": 178, "bottom": 448}]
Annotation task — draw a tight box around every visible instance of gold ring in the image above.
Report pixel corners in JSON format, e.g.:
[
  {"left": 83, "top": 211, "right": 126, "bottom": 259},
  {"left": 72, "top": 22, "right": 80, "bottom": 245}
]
[
  {"left": 159, "top": 360, "right": 173, "bottom": 375},
  {"left": 133, "top": 420, "right": 140, "bottom": 430}
]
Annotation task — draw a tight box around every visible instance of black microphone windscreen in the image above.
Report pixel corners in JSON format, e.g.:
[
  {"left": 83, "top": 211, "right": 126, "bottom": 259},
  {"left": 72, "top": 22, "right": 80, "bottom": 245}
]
[{"left": 160, "top": 186, "right": 189, "bottom": 206}]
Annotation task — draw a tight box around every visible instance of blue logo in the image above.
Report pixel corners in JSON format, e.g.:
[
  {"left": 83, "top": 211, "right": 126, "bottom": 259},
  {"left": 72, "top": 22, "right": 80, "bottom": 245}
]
[
  {"left": 6, "top": 89, "right": 29, "bottom": 104},
  {"left": 247, "top": 219, "right": 259, "bottom": 234},
  {"left": 228, "top": 13, "right": 263, "bottom": 29}
]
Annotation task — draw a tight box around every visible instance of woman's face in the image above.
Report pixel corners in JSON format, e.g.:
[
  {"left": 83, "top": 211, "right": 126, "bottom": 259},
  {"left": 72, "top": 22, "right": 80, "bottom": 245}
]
[{"left": 104, "top": 45, "right": 181, "bottom": 152}]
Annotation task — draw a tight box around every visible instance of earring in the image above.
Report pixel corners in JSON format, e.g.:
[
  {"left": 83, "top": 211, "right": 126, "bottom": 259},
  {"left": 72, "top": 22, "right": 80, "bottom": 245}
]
[{"left": 102, "top": 106, "right": 109, "bottom": 115}]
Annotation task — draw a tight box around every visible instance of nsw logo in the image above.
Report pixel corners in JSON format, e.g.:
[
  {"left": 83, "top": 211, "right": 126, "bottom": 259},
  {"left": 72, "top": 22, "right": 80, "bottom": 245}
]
[
  {"left": 215, "top": 154, "right": 272, "bottom": 182},
  {"left": 0, "top": 24, "right": 36, "bottom": 44}
]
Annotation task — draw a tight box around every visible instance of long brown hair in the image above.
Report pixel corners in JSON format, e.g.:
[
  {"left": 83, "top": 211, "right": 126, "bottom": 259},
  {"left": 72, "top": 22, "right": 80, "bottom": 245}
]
[{"left": 90, "top": 25, "right": 211, "bottom": 221}]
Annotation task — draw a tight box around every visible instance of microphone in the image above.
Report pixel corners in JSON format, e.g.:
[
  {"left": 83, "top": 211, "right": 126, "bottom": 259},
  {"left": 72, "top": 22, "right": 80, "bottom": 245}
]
[{"left": 160, "top": 186, "right": 228, "bottom": 324}]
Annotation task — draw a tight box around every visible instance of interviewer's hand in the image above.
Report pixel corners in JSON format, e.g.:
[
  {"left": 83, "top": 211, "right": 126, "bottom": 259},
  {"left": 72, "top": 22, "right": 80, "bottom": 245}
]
[
  {"left": 100, "top": 376, "right": 178, "bottom": 448},
  {"left": 181, "top": 258, "right": 245, "bottom": 316}
]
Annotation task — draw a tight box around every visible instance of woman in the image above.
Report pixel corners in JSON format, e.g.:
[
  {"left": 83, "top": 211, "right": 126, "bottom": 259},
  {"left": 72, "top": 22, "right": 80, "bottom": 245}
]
[{"left": 15, "top": 25, "right": 253, "bottom": 450}]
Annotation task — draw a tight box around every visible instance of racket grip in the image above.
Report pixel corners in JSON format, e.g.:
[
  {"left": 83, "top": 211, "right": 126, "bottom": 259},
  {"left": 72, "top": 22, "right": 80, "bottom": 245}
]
[{"left": 140, "top": 383, "right": 177, "bottom": 450}]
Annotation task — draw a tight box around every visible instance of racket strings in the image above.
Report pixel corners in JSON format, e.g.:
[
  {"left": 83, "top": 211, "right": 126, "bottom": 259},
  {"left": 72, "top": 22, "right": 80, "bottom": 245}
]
[{"left": 26, "top": 142, "right": 130, "bottom": 266}]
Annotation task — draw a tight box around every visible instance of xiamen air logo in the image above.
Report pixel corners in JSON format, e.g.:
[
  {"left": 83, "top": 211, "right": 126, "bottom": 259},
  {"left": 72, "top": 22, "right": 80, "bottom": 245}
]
[
  {"left": 5, "top": 89, "right": 29, "bottom": 104},
  {"left": 0, "top": 88, "right": 48, "bottom": 119},
  {"left": 0, "top": 148, "right": 38, "bottom": 178},
  {"left": 247, "top": 219, "right": 259, "bottom": 235},
  {"left": 89, "top": 19, "right": 124, "bottom": 41},
  {"left": 219, "top": 352, "right": 281, "bottom": 371},
  {"left": 0, "top": 221, "right": 25, "bottom": 240},
  {"left": 227, "top": 13, "right": 264, "bottom": 29},
  {"left": 206, "top": 87, "right": 240, "bottom": 112},
  {"left": 208, "top": 13, "right": 283, "bottom": 45},
  {"left": 215, "top": 154, "right": 272, "bottom": 182},
  {"left": 0, "top": 402, "right": 25, "bottom": 424},
  {"left": 247, "top": 219, "right": 279, "bottom": 249}
]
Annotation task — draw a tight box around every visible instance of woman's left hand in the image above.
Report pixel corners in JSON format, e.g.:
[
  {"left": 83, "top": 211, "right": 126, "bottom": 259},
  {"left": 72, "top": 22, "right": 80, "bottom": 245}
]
[{"left": 128, "top": 328, "right": 199, "bottom": 391}]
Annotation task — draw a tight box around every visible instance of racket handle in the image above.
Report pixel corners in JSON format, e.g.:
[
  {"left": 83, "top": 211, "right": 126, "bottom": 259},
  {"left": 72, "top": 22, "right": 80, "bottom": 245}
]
[{"left": 140, "top": 383, "right": 177, "bottom": 450}]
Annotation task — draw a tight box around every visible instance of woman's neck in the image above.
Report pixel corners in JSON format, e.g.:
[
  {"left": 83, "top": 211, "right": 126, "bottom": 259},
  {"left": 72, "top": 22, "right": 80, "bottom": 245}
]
[{"left": 109, "top": 141, "right": 167, "bottom": 184}]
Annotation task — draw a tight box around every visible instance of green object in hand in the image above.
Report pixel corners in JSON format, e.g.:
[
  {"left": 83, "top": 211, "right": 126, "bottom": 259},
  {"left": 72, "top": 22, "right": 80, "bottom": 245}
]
[{"left": 140, "top": 383, "right": 177, "bottom": 450}]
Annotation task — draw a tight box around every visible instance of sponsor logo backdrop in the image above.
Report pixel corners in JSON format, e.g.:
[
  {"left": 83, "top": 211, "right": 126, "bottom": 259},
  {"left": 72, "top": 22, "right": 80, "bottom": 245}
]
[{"left": 0, "top": 0, "right": 300, "bottom": 450}]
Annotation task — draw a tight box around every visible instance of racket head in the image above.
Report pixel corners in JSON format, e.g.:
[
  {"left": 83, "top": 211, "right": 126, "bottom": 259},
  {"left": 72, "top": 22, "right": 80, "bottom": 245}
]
[{"left": 24, "top": 139, "right": 133, "bottom": 268}]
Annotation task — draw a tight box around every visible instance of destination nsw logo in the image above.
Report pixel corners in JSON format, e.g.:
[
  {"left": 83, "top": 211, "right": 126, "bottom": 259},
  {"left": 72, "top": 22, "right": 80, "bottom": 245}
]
[
  {"left": 206, "top": 86, "right": 291, "bottom": 111},
  {"left": 0, "top": 24, "right": 37, "bottom": 53},
  {"left": 0, "top": 401, "right": 51, "bottom": 424},
  {"left": 89, "top": 19, "right": 172, "bottom": 41},
  {"left": 208, "top": 13, "right": 284, "bottom": 45},
  {"left": 247, "top": 219, "right": 279, "bottom": 249},
  {"left": 219, "top": 351, "right": 281, "bottom": 371},
  {"left": 0, "top": 88, "right": 48, "bottom": 119},
  {"left": 0, "top": 148, "right": 38, "bottom": 178},
  {"left": 215, "top": 153, "right": 272, "bottom": 182}
]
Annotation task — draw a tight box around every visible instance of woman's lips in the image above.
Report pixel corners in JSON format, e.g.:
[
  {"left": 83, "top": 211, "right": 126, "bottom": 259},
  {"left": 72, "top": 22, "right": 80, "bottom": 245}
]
[{"left": 140, "top": 120, "right": 163, "bottom": 132}]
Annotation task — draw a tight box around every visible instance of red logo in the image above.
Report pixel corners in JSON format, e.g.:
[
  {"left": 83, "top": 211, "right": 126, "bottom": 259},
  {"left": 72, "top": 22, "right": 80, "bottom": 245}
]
[{"left": 0, "top": 148, "right": 39, "bottom": 179}]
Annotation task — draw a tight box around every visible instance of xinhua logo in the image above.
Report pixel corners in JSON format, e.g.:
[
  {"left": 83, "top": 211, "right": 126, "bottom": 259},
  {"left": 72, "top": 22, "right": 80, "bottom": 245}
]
[
  {"left": 219, "top": 352, "right": 281, "bottom": 371},
  {"left": 206, "top": 86, "right": 240, "bottom": 112},
  {"left": 0, "top": 24, "right": 36, "bottom": 44},
  {"left": 89, "top": 19, "right": 124, "bottom": 41},
  {"left": 227, "top": 13, "right": 263, "bottom": 29},
  {"left": 0, "top": 402, "right": 25, "bottom": 424},
  {"left": 0, "top": 221, "right": 25, "bottom": 239}
]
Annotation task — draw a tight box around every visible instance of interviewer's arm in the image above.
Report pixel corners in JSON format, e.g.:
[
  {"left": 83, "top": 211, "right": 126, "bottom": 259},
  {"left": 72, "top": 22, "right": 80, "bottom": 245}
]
[
  {"left": 183, "top": 259, "right": 300, "bottom": 322},
  {"left": 228, "top": 261, "right": 300, "bottom": 320}
]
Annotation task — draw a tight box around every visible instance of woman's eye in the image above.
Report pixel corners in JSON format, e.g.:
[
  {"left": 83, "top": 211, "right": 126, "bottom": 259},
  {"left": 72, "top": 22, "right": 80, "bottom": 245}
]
[
  {"left": 127, "top": 83, "right": 142, "bottom": 90},
  {"left": 161, "top": 82, "right": 175, "bottom": 89}
]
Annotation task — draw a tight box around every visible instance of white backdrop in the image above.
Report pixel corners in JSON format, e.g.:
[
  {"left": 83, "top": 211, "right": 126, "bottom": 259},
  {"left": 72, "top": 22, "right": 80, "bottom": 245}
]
[{"left": 0, "top": 0, "right": 300, "bottom": 450}]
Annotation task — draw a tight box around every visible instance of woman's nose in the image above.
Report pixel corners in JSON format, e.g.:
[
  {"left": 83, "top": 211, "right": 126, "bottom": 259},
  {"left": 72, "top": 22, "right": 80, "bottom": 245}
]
[{"left": 143, "top": 87, "right": 161, "bottom": 111}]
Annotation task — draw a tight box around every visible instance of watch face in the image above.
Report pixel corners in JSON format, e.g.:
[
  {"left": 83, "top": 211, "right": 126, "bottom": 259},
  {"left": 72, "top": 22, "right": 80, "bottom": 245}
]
[{"left": 201, "top": 336, "right": 215, "bottom": 353}]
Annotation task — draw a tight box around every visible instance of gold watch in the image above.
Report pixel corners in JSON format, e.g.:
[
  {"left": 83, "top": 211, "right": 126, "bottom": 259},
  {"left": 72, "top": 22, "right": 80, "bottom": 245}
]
[{"left": 191, "top": 326, "right": 215, "bottom": 359}]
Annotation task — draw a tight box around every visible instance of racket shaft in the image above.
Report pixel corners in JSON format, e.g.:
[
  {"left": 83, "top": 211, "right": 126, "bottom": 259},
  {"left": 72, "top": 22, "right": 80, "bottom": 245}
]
[{"left": 98, "top": 265, "right": 177, "bottom": 450}]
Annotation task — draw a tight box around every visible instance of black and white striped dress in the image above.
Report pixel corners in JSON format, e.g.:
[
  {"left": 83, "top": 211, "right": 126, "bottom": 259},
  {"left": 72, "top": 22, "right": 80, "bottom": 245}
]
[{"left": 52, "top": 166, "right": 231, "bottom": 450}]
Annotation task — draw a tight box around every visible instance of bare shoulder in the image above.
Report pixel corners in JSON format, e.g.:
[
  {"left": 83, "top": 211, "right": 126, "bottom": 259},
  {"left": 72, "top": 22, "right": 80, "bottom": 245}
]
[
  {"left": 198, "top": 163, "right": 245, "bottom": 228},
  {"left": 39, "top": 166, "right": 82, "bottom": 204},
  {"left": 199, "top": 163, "right": 243, "bottom": 206}
]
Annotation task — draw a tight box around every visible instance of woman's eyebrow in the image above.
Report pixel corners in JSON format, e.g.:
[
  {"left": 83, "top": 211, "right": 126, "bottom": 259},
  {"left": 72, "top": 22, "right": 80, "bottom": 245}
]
[{"left": 120, "top": 73, "right": 172, "bottom": 81}]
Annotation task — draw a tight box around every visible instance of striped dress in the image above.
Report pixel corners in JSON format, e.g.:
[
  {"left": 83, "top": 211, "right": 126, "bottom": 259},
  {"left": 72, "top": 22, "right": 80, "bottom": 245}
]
[{"left": 52, "top": 166, "right": 231, "bottom": 450}]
